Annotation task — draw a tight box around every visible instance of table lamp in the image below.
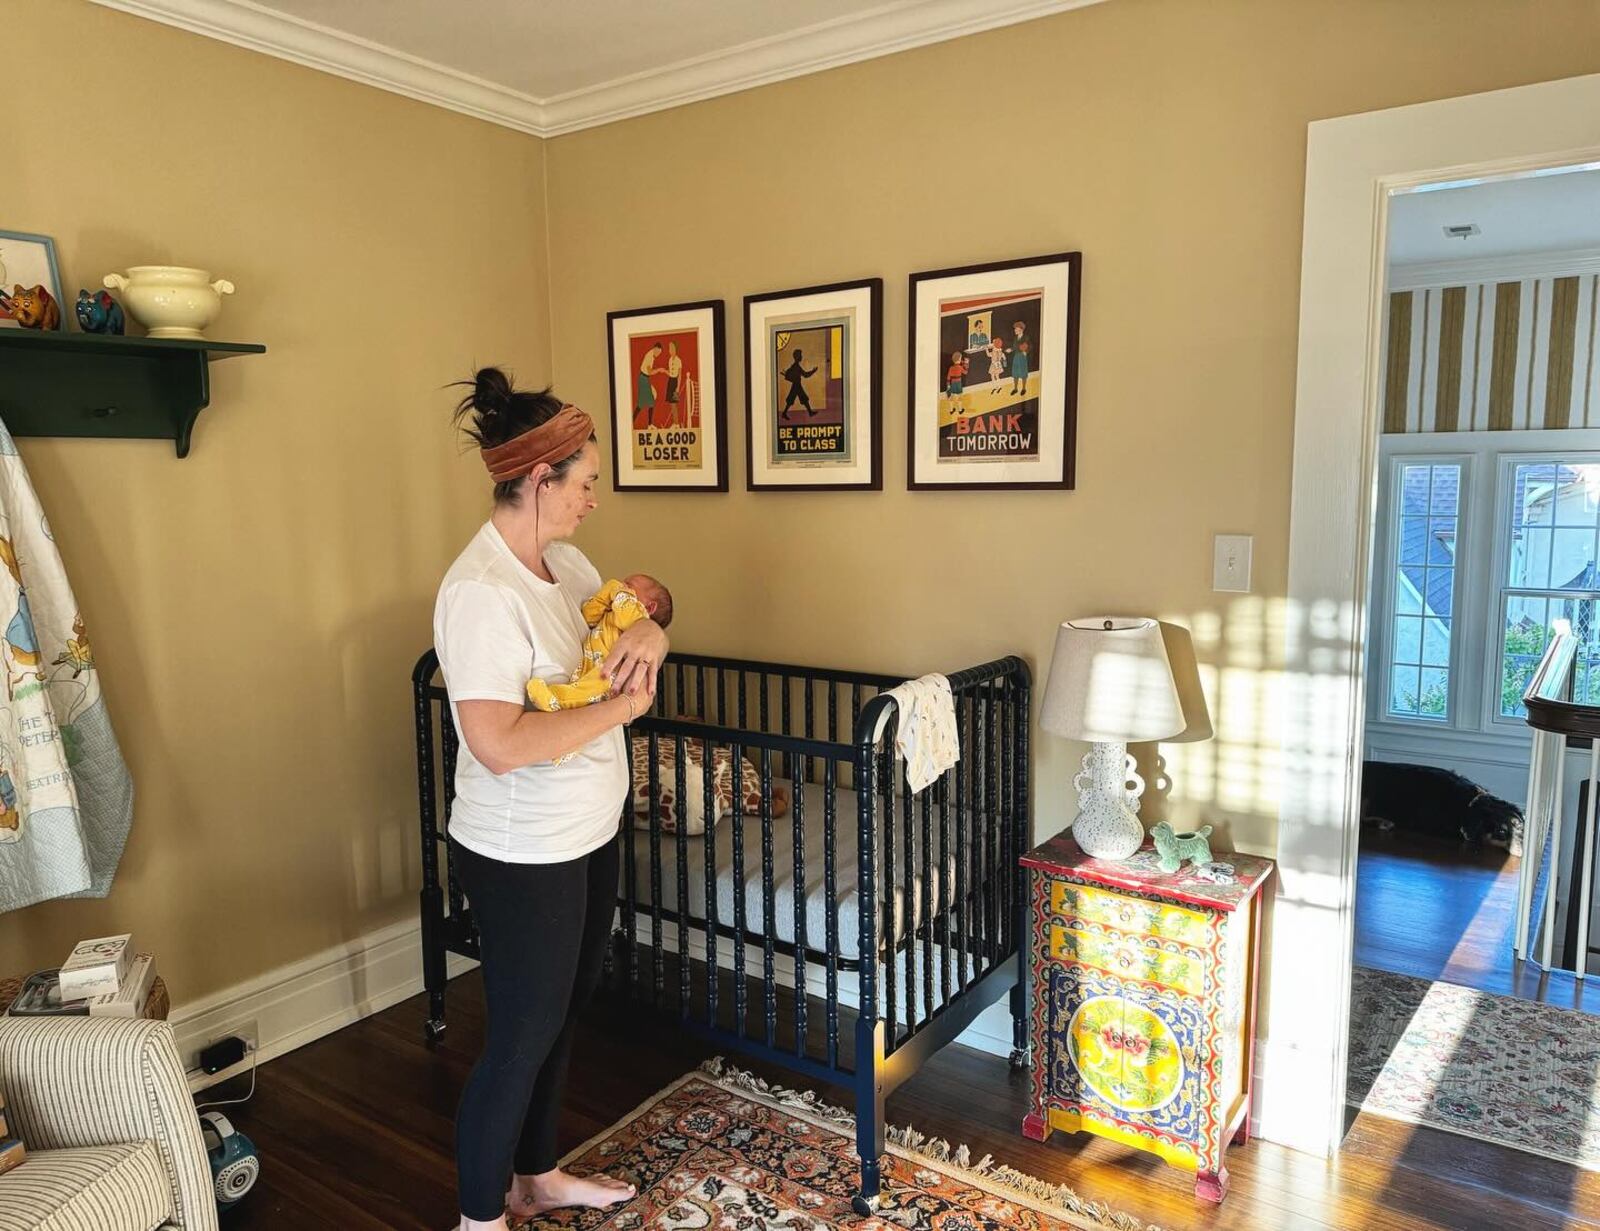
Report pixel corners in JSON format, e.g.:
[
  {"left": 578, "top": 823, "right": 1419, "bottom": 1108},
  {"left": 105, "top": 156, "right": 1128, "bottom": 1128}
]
[{"left": 1040, "top": 617, "right": 1187, "bottom": 860}]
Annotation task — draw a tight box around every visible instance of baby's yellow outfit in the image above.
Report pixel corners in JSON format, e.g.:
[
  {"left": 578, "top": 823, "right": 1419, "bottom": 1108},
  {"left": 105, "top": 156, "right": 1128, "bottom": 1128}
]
[{"left": 527, "top": 578, "right": 652, "bottom": 715}]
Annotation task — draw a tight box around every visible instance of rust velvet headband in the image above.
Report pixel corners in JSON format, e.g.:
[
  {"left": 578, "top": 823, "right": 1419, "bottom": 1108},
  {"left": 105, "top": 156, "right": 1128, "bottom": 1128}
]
[{"left": 479, "top": 404, "right": 594, "bottom": 483}]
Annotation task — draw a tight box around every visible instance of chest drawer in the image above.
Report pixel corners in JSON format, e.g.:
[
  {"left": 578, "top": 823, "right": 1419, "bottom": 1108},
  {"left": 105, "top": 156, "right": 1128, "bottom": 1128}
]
[
  {"left": 1046, "top": 919, "right": 1207, "bottom": 996},
  {"left": 1049, "top": 879, "right": 1211, "bottom": 945}
]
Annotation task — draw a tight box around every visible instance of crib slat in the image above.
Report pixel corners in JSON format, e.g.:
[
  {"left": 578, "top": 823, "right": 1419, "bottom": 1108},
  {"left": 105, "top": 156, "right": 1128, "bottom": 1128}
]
[
  {"left": 987, "top": 683, "right": 1001, "bottom": 967},
  {"left": 703, "top": 736, "right": 719, "bottom": 1030},
  {"left": 782, "top": 676, "right": 792, "bottom": 737},
  {"left": 738, "top": 669, "right": 748, "bottom": 729},
  {"left": 828, "top": 681, "right": 839, "bottom": 747},
  {"left": 717, "top": 668, "right": 727, "bottom": 726},
  {"left": 731, "top": 740, "right": 748, "bottom": 1039},
  {"left": 902, "top": 755, "right": 916, "bottom": 1032},
  {"left": 695, "top": 667, "right": 705, "bottom": 722},
  {"left": 804, "top": 673, "right": 816, "bottom": 787},
  {"left": 676, "top": 734, "right": 691, "bottom": 1017},
  {"left": 792, "top": 751, "right": 808, "bottom": 1058},
  {"left": 972, "top": 685, "right": 985, "bottom": 966},
  {"left": 760, "top": 673, "right": 770, "bottom": 733},
  {"left": 1000, "top": 677, "right": 1015, "bottom": 955},
  {"left": 882, "top": 718, "right": 898, "bottom": 1045},
  {"left": 955, "top": 694, "right": 969, "bottom": 992},
  {"left": 440, "top": 717, "right": 464, "bottom": 920},
  {"left": 939, "top": 765, "right": 953, "bottom": 1005},
  {"left": 760, "top": 748, "right": 778, "bottom": 1049},
  {"left": 648, "top": 731, "right": 665, "bottom": 1004},
  {"left": 823, "top": 759, "right": 840, "bottom": 1067},
  {"left": 921, "top": 786, "right": 934, "bottom": 1024}
]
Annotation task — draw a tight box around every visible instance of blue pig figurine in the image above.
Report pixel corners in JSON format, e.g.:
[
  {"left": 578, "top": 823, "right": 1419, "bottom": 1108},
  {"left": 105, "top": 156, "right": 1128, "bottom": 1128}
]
[{"left": 75, "top": 289, "right": 126, "bottom": 335}]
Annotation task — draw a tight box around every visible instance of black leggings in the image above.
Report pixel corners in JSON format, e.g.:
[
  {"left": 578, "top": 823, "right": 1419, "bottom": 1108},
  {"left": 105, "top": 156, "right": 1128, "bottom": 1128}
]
[{"left": 451, "top": 835, "right": 619, "bottom": 1220}]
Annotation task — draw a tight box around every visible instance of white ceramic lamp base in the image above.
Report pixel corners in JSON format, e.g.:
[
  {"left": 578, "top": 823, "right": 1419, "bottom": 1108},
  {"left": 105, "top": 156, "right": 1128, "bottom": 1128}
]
[{"left": 1070, "top": 741, "right": 1146, "bottom": 860}]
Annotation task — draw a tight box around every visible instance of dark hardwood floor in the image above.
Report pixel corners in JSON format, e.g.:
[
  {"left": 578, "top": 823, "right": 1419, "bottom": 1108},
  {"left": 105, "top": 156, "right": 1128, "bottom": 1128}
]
[
  {"left": 1354, "top": 829, "right": 1600, "bottom": 1013},
  {"left": 210, "top": 964, "right": 1600, "bottom": 1231}
]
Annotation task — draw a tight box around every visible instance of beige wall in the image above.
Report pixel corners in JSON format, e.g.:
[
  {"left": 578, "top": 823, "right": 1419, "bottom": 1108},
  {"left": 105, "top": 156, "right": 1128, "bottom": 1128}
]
[
  {"left": 6, "top": 0, "right": 1600, "bottom": 1014},
  {"left": 546, "top": 0, "right": 1600, "bottom": 866},
  {"left": 0, "top": 1, "right": 550, "bottom": 1000}
]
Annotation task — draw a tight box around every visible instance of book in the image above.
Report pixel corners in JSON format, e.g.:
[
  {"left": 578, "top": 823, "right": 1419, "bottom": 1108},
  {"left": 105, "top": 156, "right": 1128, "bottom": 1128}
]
[
  {"left": 0, "top": 1137, "right": 24, "bottom": 1176},
  {"left": 6, "top": 970, "right": 88, "bottom": 1017},
  {"left": 86, "top": 953, "right": 156, "bottom": 1019},
  {"left": 59, "top": 934, "right": 133, "bottom": 1000}
]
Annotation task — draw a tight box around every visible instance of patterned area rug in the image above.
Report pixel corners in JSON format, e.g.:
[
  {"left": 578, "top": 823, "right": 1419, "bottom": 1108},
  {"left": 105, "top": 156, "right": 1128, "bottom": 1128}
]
[
  {"left": 1348, "top": 966, "right": 1600, "bottom": 1169},
  {"left": 505, "top": 1058, "right": 1163, "bottom": 1230}
]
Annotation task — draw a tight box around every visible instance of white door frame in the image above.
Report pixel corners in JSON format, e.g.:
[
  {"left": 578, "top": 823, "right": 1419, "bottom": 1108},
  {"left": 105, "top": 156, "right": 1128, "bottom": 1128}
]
[{"left": 1268, "top": 71, "right": 1600, "bottom": 1158}]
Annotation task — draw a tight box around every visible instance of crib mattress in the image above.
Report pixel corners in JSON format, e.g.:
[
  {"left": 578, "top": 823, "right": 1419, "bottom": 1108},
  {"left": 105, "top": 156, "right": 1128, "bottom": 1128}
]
[{"left": 624, "top": 779, "right": 956, "bottom": 963}]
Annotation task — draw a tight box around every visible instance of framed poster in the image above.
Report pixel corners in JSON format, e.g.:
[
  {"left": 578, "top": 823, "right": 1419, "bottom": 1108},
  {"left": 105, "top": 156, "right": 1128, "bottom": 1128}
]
[
  {"left": 607, "top": 299, "right": 728, "bottom": 492},
  {"left": 907, "top": 251, "right": 1080, "bottom": 491},
  {"left": 744, "top": 278, "right": 881, "bottom": 491}
]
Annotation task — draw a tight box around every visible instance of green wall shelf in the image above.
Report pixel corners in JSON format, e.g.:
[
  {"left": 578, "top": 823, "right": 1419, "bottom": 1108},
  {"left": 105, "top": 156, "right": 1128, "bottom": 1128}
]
[{"left": 0, "top": 330, "right": 266, "bottom": 458}]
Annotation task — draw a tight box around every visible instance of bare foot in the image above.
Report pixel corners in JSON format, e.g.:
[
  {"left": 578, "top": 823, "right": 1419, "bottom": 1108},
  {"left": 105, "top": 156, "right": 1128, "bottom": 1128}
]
[{"left": 506, "top": 1168, "right": 636, "bottom": 1220}]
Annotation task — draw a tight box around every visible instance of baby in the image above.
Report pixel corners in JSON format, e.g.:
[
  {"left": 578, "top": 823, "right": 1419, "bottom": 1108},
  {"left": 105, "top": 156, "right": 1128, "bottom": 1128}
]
[{"left": 527, "top": 573, "right": 674, "bottom": 716}]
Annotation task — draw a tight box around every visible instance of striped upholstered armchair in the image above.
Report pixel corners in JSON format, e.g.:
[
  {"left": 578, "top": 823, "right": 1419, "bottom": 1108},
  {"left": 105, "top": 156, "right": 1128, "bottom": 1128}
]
[{"left": 0, "top": 1016, "right": 218, "bottom": 1231}]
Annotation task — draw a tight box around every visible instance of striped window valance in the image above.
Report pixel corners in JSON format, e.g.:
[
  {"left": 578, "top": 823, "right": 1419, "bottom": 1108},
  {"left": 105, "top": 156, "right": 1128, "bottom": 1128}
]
[{"left": 1382, "top": 275, "right": 1600, "bottom": 433}]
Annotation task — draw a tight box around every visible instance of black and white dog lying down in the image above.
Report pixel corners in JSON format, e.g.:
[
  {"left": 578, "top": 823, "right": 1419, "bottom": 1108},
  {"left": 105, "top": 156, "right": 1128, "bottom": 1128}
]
[{"left": 1360, "top": 761, "right": 1525, "bottom": 856}]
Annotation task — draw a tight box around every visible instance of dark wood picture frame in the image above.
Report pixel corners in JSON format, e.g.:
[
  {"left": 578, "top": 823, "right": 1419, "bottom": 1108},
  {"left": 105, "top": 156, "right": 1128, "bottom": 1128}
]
[
  {"left": 743, "top": 277, "right": 883, "bottom": 492},
  {"left": 606, "top": 299, "right": 729, "bottom": 493},
  {"left": 906, "top": 251, "right": 1081, "bottom": 491}
]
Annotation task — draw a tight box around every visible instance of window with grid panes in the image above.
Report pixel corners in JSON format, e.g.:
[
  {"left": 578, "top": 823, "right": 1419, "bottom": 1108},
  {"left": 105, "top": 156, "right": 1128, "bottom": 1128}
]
[
  {"left": 1387, "top": 463, "right": 1461, "bottom": 721},
  {"left": 1500, "top": 460, "right": 1600, "bottom": 719}
]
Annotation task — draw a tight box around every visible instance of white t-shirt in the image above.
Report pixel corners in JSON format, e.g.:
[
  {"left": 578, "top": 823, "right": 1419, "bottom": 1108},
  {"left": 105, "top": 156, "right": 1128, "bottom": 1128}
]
[{"left": 432, "top": 524, "right": 627, "bottom": 863}]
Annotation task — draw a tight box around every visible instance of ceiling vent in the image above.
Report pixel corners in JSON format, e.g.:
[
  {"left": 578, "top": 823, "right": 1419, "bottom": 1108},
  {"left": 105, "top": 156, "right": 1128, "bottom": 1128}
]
[{"left": 1443, "top": 223, "right": 1482, "bottom": 240}]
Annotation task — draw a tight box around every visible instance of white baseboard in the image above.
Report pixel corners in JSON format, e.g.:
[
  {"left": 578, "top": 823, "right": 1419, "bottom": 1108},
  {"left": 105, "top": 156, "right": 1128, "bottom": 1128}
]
[{"left": 171, "top": 917, "right": 477, "bottom": 1090}]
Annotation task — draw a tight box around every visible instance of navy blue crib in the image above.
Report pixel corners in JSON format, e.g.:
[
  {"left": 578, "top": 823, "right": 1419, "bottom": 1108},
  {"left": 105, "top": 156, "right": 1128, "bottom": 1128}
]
[{"left": 413, "top": 649, "right": 1031, "bottom": 1211}]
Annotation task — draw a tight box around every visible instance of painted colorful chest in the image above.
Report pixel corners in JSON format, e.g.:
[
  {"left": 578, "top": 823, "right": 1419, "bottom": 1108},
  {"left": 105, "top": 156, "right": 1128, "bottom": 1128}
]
[{"left": 1019, "top": 834, "right": 1273, "bottom": 1203}]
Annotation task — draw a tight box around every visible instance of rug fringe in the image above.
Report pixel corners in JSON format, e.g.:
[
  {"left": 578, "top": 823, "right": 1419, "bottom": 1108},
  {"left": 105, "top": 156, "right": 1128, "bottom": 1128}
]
[{"left": 697, "top": 1057, "right": 1165, "bottom": 1231}]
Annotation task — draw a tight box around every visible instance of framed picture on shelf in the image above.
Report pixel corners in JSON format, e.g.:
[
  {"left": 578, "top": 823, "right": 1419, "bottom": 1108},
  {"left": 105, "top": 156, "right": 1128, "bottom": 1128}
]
[
  {"left": 744, "top": 278, "right": 881, "bottom": 491},
  {"left": 0, "top": 230, "right": 63, "bottom": 330},
  {"left": 907, "top": 251, "right": 1080, "bottom": 491},
  {"left": 607, "top": 300, "right": 728, "bottom": 492}
]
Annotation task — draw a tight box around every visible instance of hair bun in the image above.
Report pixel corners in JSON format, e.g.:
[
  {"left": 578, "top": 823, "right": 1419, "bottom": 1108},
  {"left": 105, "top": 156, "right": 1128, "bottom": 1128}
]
[{"left": 474, "top": 366, "right": 514, "bottom": 416}]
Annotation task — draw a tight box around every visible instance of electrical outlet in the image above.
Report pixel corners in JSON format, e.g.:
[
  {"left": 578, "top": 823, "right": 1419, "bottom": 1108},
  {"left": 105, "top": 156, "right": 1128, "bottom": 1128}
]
[
  {"left": 186, "top": 1019, "right": 258, "bottom": 1081},
  {"left": 1213, "top": 534, "right": 1253, "bottom": 593}
]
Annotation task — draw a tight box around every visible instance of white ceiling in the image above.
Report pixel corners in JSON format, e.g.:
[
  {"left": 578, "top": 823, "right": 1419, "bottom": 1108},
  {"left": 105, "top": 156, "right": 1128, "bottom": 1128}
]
[
  {"left": 91, "top": 0, "right": 1106, "bottom": 135},
  {"left": 251, "top": 0, "right": 872, "bottom": 101},
  {"left": 1389, "top": 164, "right": 1600, "bottom": 269}
]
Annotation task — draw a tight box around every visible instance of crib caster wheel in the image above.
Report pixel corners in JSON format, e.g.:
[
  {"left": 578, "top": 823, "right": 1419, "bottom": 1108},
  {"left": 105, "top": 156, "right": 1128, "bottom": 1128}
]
[
  {"left": 424, "top": 1018, "right": 446, "bottom": 1045},
  {"left": 852, "top": 1193, "right": 879, "bottom": 1216},
  {"left": 1008, "top": 1046, "right": 1031, "bottom": 1071}
]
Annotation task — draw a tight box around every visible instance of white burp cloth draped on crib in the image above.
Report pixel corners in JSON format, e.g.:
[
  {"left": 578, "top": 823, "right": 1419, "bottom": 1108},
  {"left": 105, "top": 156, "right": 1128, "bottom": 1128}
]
[{"left": 884, "top": 674, "right": 959, "bottom": 794}]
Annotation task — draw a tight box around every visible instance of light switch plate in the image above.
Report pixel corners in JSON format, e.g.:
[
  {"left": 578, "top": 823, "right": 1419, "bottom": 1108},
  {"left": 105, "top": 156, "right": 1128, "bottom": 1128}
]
[{"left": 1213, "top": 534, "right": 1253, "bottom": 593}]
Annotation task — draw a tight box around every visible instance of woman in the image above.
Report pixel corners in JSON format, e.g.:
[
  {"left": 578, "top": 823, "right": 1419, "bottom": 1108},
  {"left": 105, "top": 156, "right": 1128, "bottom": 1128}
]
[
  {"left": 1008, "top": 319, "right": 1031, "bottom": 397},
  {"left": 435, "top": 368, "right": 668, "bottom": 1231}
]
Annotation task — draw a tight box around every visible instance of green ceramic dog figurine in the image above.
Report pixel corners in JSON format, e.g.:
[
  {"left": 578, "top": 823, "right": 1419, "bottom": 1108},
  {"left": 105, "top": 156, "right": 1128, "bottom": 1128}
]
[{"left": 1152, "top": 822, "right": 1213, "bottom": 873}]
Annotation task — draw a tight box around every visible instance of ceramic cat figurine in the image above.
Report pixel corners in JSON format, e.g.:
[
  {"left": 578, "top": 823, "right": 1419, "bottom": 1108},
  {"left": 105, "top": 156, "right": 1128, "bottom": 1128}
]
[
  {"left": 1151, "top": 822, "right": 1214, "bottom": 874},
  {"left": 74, "top": 289, "right": 125, "bottom": 335},
  {"left": 0, "top": 284, "right": 60, "bottom": 330}
]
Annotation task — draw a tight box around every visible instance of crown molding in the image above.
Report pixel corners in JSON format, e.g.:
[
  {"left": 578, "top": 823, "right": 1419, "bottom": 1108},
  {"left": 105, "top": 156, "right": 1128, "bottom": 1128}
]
[
  {"left": 535, "top": 0, "right": 1110, "bottom": 136},
  {"left": 1389, "top": 246, "right": 1600, "bottom": 290},
  {"left": 88, "top": 0, "right": 1109, "bottom": 138},
  {"left": 88, "top": 0, "right": 547, "bottom": 132}
]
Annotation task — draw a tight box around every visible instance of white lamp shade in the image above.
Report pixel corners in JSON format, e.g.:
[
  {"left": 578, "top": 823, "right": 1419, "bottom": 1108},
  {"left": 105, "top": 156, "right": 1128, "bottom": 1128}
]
[{"left": 1040, "top": 617, "right": 1186, "bottom": 744}]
